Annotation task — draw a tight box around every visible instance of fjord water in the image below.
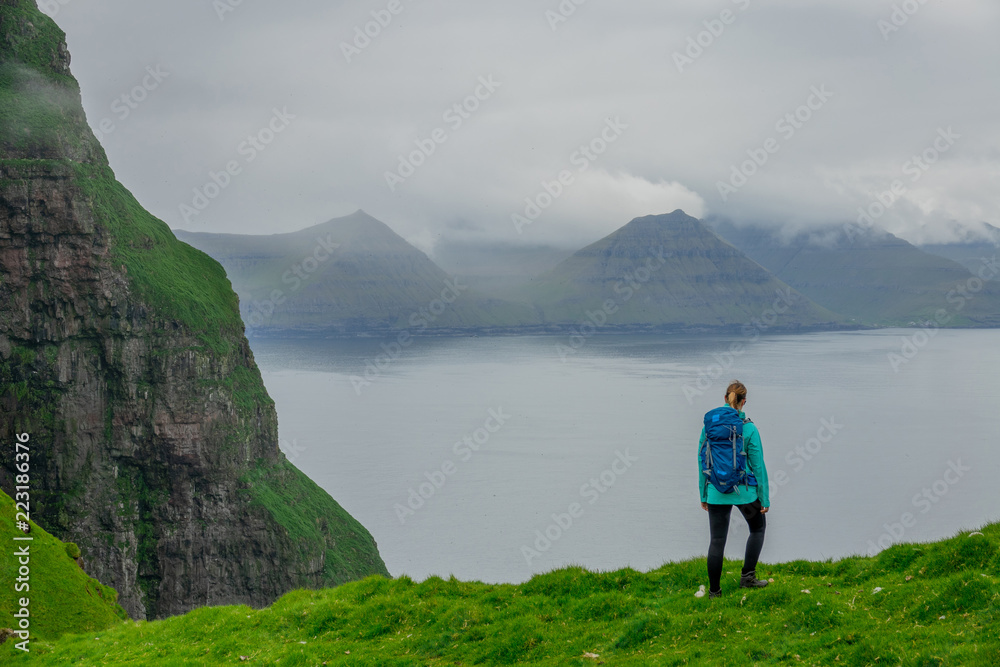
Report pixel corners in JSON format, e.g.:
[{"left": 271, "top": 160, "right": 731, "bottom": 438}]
[{"left": 252, "top": 330, "right": 1000, "bottom": 583}]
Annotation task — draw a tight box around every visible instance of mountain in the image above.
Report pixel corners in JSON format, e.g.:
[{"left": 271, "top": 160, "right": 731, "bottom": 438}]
[
  {"left": 523, "top": 211, "right": 842, "bottom": 329},
  {"left": 0, "top": 0, "right": 387, "bottom": 620},
  {"left": 175, "top": 211, "right": 540, "bottom": 335},
  {"left": 431, "top": 240, "right": 572, "bottom": 301},
  {"left": 710, "top": 220, "right": 1000, "bottom": 326},
  {"left": 919, "top": 222, "right": 1000, "bottom": 274}
]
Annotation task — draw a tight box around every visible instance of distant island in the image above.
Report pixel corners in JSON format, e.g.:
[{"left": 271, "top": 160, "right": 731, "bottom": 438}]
[{"left": 176, "top": 209, "right": 1000, "bottom": 337}]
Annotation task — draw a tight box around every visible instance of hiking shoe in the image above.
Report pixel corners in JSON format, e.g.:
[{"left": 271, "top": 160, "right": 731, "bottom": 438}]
[
  {"left": 740, "top": 571, "right": 769, "bottom": 589},
  {"left": 708, "top": 589, "right": 722, "bottom": 599}
]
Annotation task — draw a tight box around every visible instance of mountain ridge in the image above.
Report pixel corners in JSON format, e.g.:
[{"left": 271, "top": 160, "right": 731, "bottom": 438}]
[
  {"left": 523, "top": 210, "right": 843, "bottom": 330},
  {"left": 176, "top": 210, "right": 542, "bottom": 335},
  {"left": 709, "top": 219, "right": 1000, "bottom": 326}
]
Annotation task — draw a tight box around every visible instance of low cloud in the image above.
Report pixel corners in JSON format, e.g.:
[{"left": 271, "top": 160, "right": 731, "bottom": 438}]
[{"left": 42, "top": 0, "right": 1000, "bottom": 251}]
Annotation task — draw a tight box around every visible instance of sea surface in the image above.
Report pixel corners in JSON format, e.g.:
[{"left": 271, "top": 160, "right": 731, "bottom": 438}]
[{"left": 250, "top": 330, "right": 1000, "bottom": 583}]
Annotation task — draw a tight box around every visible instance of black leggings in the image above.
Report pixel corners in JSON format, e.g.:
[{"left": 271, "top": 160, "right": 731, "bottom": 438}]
[{"left": 707, "top": 500, "right": 766, "bottom": 592}]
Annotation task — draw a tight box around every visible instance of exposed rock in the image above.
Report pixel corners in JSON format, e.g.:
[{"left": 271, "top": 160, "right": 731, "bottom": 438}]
[{"left": 0, "top": 0, "right": 388, "bottom": 620}]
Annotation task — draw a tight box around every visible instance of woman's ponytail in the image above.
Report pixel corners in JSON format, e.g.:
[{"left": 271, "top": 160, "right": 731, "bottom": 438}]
[{"left": 725, "top": 381, "right": 748, "bottom": 409}]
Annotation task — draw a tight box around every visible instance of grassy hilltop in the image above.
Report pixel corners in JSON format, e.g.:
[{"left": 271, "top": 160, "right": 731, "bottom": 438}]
[{"left": 5, "top": 521, "right": 999, "bottom": 665}]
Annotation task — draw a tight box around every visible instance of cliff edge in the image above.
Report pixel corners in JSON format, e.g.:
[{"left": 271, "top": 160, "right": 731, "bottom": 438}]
[{"left": 0, "top": 0, "right": 388, "bottom": 620}]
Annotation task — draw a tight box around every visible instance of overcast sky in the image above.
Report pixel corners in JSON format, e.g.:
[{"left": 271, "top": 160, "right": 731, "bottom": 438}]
[{"left": 43, "top": 0, "right": 1000, "bottom": 253}]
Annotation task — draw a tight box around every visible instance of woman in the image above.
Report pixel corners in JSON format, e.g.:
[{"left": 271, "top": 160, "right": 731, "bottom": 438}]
[{"left": 698, "top": 380, "right": 770, "bottom": 598}]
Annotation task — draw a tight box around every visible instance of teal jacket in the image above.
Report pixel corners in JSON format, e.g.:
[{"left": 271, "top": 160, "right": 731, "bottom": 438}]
[{"left": 698, "top": 408, "right": 770, "bottom": 507}]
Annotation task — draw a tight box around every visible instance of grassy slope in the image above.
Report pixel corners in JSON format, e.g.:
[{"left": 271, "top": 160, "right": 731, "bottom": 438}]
[
  {"left": 0, "top": 490, "right": 128, "bottom": 642},
  {"left": 10, "top": 523, "right": 999, "bottom": 665},
  {"left": 241, "top": 461, "right": 389, "bottom": 586},
  {"left": 72, "top": 163, "right": 246, "bottom": 353}
]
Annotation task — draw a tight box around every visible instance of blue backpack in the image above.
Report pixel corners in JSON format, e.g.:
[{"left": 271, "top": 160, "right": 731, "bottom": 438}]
[{"left": 700, "top": 406, "right": 757, "bottom": 494}]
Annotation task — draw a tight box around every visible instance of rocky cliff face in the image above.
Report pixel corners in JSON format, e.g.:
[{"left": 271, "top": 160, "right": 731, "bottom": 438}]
[{"left": 0, "top": 0, "right": 387, "bottom": 620}]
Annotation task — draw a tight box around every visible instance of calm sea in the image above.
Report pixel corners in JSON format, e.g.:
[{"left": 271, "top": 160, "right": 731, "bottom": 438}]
[{"left": 250, "top": 330, "right": 1000, "bottom": 583}]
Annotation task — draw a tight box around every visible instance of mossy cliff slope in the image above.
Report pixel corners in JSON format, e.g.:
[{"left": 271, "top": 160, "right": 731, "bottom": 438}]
[
  {"left": 0, "top": 490, "right": 128, "bottom": 641},
  {"left": 0, "top": 0, "right": 387, "bottom": 620}
]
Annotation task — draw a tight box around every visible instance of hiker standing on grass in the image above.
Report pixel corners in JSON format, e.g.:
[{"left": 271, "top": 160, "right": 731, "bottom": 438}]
[{"left": 698, "top": 380, "right": 770, "bottom": 598}]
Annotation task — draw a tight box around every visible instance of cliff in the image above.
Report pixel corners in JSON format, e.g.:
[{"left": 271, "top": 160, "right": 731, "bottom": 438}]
[{"left": 0, "top": 0, "right": 388, "bottom": 620}]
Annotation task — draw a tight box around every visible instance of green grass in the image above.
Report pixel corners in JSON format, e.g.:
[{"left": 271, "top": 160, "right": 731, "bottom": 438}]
[
  {"left": 241, "top": 460, "right": 389, "bottom": 586},
  {"left": 7, "top": 523, "right": 999, "bottom": 665},
  {"left": 0, "top": 491, "right": 128, "bottom": 645},
  {"left": 0, "top": 1, "right": 71, "bottom": 77},
  {"left": 71, "top": 162, "right": 246, "bottom": 354}
]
